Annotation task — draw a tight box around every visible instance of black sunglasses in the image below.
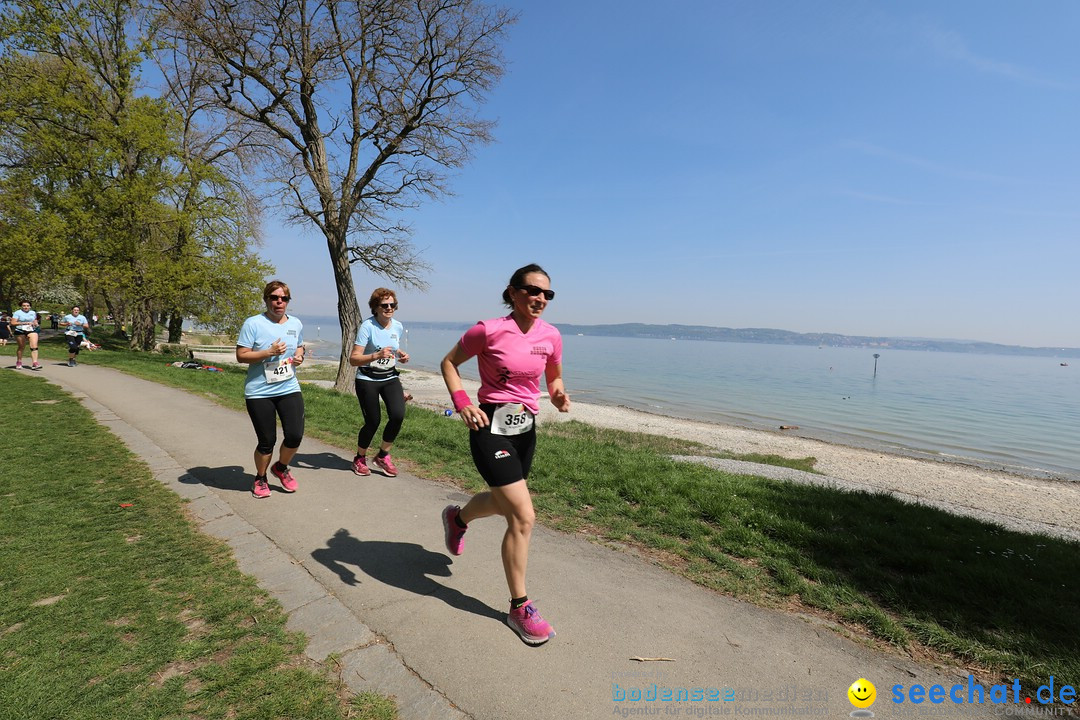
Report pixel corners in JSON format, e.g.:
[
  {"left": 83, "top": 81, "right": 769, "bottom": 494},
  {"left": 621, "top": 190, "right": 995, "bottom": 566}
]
[
  {"left": 516, "top": 284, "right": 555, "bottom": 301},
  {"left": 268, "top": 294, "right": 291, "bottom": 302},
  {"left": 379, "top": 302, "right": 398, "bottom": 310}
]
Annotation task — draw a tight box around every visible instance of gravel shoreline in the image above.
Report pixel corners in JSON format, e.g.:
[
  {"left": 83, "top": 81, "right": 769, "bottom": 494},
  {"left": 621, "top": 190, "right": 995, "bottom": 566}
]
[
  {"left": 192, "top": 349, "right": 1080, "bottom": 543},
  {"left": 394, "top": 369, "right": 1080, "bottom": 543}
]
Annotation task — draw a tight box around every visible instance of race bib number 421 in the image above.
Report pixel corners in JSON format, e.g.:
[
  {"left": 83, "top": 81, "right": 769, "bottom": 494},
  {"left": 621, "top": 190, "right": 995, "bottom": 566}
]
[{"left": 264, "top": 358, "right": 295, "bottom": 384}]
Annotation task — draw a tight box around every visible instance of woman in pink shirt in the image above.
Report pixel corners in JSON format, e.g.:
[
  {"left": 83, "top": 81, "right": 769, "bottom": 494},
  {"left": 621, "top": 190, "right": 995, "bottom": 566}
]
[{"left": 440, "top": 264, "right": 571, "bottom": 645}]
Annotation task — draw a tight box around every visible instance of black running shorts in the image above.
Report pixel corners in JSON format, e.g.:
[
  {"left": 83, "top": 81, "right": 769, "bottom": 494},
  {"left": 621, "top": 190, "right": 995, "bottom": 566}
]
[{"left": 468, "top": 403, "right": 536, "bottom": 487}]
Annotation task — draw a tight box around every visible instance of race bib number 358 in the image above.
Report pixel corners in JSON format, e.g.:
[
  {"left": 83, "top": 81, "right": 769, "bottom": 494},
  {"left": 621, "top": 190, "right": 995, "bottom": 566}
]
[{"left": 491, "top": 403, "right": 534, "bottom": 436}]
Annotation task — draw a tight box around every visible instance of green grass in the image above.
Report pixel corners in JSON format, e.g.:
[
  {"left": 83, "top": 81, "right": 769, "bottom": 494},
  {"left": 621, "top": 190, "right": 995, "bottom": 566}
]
[
  {"left": 0, "top": 369, "right": 397, "bottom": 720},
  {"left": 294, "top": 363, "right": 341, "bottom": 382},
  {"left": 31, "top": 339, "right": 1080, "bottom": 695}
]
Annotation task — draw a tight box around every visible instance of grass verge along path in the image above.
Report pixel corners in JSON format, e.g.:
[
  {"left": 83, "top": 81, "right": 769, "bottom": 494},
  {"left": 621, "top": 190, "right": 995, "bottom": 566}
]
[
  {"left": 73, "top": 340, "right": 1080, "bottom": 697},
  {"left": 0, "top": 371, "right": 396, "bottom": 720}
]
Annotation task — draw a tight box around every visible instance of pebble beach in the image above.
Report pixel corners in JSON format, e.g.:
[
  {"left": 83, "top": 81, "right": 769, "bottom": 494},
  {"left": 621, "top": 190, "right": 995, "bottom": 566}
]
[
  {"left": 396, "top": 368, "right": 1080, "bottom": 543},
  {"left": 193, "top": 348, "right": 1080, "bottom": 543}
]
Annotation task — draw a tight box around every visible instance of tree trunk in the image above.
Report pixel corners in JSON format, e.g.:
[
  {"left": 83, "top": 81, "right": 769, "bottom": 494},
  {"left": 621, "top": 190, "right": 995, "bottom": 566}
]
[
  {"left": 168, "top": 311, "right": 184, "bottom": 343},
  {"left": 130, "top": 297, "right": 156, "bottom": 351},
  {"left": 328, "top": 229, "right": 363, "bottom": 394}
]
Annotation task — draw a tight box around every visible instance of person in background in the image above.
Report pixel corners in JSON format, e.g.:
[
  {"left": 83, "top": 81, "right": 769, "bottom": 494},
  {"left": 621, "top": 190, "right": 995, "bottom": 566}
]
[
  {"left": 349, "top": 288, "right": 410, "bottom": 477},
  {"left": 235, "top": 281, "right": 307, "bottom": 498},
  {"left": 0, "top": 312, "right": 10, "bottom": 347},
  {"left": 60, "top": 305, "right": 90, "bottom": 367},
  {"left": 439, "top": 263, "right": 570, "bottom": 645},
  {"left": 11, "top": 300, "right": 41, "bottom": 370}
]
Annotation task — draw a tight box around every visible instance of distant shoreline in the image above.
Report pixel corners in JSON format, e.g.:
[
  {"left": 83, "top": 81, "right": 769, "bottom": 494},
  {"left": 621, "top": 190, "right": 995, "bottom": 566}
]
[{"left": 297, "top": 317, "right": 1080, "bottom": 360}]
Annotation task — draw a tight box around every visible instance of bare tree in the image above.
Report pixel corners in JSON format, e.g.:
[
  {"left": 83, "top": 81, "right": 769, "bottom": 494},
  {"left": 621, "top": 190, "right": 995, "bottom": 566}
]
[{"left": 159, "top": 0, "right": 514, "bottom": 391}]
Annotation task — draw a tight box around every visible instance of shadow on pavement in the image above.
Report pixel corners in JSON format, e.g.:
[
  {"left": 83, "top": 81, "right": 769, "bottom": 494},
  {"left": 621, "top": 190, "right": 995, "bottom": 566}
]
[
  {"left": 291, "top": 451, "right": 353, "bottom": 472},
  {"left": 312, "top": 528, "right": 503, "bottom": 622},
  {"left": 184, "top": 465, "right": 251, "bottom": 493}
]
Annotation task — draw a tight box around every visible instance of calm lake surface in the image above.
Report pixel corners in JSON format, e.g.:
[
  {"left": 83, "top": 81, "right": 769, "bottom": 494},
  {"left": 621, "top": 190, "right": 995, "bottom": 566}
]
[{"left": 302, "top": 318, "right": 1080, "bottom": 481}]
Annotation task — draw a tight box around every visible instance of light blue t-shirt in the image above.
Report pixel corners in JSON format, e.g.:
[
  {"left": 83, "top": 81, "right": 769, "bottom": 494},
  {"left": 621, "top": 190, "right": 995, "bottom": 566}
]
[
  {"left": 237, "top": 313, "right": 304, "bottom": 398},
  {"left": 63, "top": 314, "right": 89, "bottom": 337},
  {"left": 12, "top": 309, "right": 37, "bottom": 331},
  {"left": 354, "top": 317, "right": 403, "bottom": 382}
]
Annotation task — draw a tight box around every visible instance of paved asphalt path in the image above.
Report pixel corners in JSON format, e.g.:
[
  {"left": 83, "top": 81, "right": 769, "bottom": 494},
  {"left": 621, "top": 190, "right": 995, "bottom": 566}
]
[{"left": 27, "top": 360, "right": 995, "bottom": 719}]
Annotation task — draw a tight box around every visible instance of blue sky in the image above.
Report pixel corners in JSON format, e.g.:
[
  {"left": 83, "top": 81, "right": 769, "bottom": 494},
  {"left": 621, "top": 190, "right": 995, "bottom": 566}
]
[{"left": 263, "top": 0, "right": 1080, "bottom": 348}]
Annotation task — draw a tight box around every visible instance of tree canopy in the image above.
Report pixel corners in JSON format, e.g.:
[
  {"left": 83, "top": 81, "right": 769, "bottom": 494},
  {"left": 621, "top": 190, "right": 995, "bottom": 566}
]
[
  {"left": 0, "top": 0, "right": 511, "bottom": 365},
  {"left": 0, "top": 0, "right": 270, "bottom": 347},
  {"left": 161, "top": 0, "right": 514, "bottom": 389}
]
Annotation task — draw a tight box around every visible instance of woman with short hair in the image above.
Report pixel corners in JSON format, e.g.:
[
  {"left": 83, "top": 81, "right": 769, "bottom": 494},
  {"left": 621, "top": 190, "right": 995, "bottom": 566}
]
[
  {"left": 349, "top": 288, "right": 410, "bottom": 477},
  {"left": 235, "top": 281, "right": 307, "bottom": 498}
]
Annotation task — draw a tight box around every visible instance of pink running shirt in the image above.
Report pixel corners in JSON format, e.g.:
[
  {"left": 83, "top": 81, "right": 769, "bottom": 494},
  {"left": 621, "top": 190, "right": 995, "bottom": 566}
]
[{"left": 458, "top": 315, "right": 563, "bottom": 415}]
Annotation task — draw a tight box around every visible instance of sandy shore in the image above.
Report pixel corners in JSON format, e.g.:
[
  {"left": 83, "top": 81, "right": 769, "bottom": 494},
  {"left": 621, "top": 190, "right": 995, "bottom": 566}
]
[
  {"left": 389, "top": 369, "right": 1080, "bottom": 543},
  {"left": 192, "top": 350, "right": 1080, "bottom": 542}
]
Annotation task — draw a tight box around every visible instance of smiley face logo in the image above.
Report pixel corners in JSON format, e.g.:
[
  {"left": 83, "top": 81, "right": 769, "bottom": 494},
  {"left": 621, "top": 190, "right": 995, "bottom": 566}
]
[{"left": 848, "top": 678, "right": 876, "bottom": 708}]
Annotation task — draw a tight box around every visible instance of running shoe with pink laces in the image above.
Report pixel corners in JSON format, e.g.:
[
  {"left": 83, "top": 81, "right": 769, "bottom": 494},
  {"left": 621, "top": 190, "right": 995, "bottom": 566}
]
[
  {"left": 270, "top": 463, "right": 298, "bottom": 492},
  {"left": 252, "top": 475, "right": 271, "bottom": 499},
  {"left": 15, "top": 361, "right": 22, "bottom": 369},
  {"left": 374, "top": 454, "right": 398, "bottom": 477},
  {"left": 352, "top": 455, "right": 371, "bottom": 476},
  {"left": 441, "top": 505, "right": 466, "bottom": 555},
  {"left": 506, "top": 601, "right": 556, "bottom": 645}
]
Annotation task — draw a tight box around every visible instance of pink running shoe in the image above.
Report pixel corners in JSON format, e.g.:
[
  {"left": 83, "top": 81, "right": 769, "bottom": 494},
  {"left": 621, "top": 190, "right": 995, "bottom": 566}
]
[
  {"left": 352, "top": 455, "right": 371, "bottom": 476},
  {"left": 441, "top": 505, "right": 466, "bottom": 556},
  {"left": 271, "top": 463, "right": 298, "bottom": 492},
  {"left": 506, "top": 601, "right": 556, "bottom": 645},
  {"left": 15, "top": 361, "right": 22, "bottom": 369},
  {"left": 374, "top": 454, "right": 398, "bottom": 477},
  {"left": 31, "top": 362, "right": 41, "bottom": 371},
  {"left": 251, "top": 476, "right": 271, "bottom": 499}
]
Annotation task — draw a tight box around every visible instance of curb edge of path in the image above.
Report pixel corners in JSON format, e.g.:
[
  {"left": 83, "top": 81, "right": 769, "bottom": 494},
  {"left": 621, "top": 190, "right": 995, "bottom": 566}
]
[{"left": 63, "top": 385, "right": 469, "bottom": 720}]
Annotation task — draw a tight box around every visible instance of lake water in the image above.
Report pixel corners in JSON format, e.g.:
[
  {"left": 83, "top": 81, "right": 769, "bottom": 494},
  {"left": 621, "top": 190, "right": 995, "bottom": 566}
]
[{"left": 300, "top": 317, "right": 1080, "bottom": 481}]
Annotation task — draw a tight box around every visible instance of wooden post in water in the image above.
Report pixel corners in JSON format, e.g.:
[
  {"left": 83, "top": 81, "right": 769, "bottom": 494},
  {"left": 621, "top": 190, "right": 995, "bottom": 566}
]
[{"left": 873, "top": 353, "right": 880, "bottom": 377}]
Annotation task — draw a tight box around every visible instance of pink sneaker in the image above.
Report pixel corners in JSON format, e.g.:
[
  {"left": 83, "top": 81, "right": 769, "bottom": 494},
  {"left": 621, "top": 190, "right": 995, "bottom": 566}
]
[
  {"left": 270, "top": 463, "right": 298, "bottom": 492},
  {"left": 506, "top": 601, "right": 556, "bottom": 645},
  {"left": 441, "top": 505, "right": 466, "bottom": 556},
  {"left": 374, "top": 454, "right": 398, "bottom": 477},
  {"left": 352, "top": 455, "right": 371, "bottom": 476},
  {"left": 15, "top": 361, "right": 22, "bottom": 369},
  {"left": 251, "top": 476, "right": 271, "bottom": 499},
  {"left": 30, "top": 362, "right": 41, "bottom": 371}
]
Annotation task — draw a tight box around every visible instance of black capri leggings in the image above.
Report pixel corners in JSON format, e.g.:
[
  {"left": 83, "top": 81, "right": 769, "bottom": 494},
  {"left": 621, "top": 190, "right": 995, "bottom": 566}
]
[
  {"left": 245, "top": 391, "right": 305, "bottom": 455},
  {"left": 355, "top": 377, "right": 406, "bottom": 449},
  {"left": 67, "top": 334, "right": 83, "bottom": 355}
]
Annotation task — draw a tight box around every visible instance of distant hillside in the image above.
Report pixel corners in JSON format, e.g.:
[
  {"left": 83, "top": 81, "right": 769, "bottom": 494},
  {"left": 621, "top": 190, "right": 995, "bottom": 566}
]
[
  {"left": 391, "top": 320, "right": 1078, "bottom": 358},
  {"left": 548, "top": 323, "right": 1080, "bottom": 358}
]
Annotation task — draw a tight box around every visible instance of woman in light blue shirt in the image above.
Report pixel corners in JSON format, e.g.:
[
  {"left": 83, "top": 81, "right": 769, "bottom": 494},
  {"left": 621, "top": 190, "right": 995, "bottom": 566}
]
[
  {"left": 60, "top": 305, "right": 90, "bottom": 367},
  {"left": 11, "top": 300, "right": 40, "bottom": 370},
  {"left": 235, "top": 281, "right": 307, "bottom": 498},
  {"left": 348, "top": 288, "right": 410, "bottom": 477}
]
